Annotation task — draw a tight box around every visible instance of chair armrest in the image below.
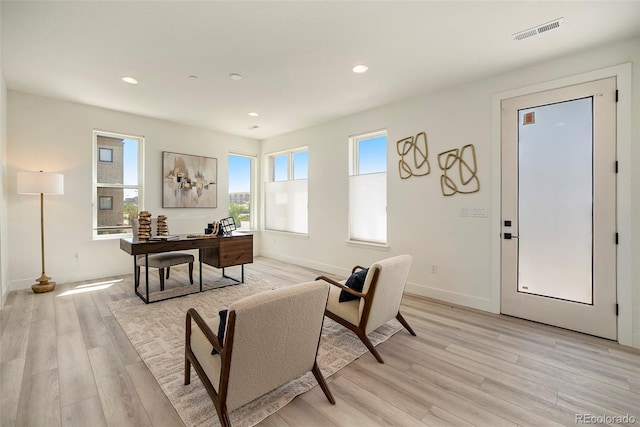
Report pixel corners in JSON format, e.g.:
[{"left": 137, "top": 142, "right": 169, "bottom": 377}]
[
  {"left": 351, "top": 265, "right": 367, "bottom": 274},
  {"left": 316, "top": 275, "right": 366, "bottom": 299},
  {"left": 186, "top": 308, "right": 223, "bottom": 354}
]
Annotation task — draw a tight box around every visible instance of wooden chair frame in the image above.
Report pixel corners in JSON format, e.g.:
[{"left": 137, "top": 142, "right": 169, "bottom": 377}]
[
  {"left": 317, "top": 265, "right": 416, "bottom": 364},
  {"left": 185, "top": 307, "right": 335, "bottom": 427}
]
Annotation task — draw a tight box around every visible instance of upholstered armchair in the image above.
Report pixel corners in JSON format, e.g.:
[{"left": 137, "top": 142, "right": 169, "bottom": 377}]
[
  {"left": 317, "top": 254, "right": 416, "bottom": 363},
  {"left": 131, "top": 218, "right": 194, "bottom": 290},
  {"left": 184, "top": 280, "right": 335, "bottom": 427}
]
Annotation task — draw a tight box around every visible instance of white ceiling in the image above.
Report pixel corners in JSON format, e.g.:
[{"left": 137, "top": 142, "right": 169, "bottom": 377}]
[{"left": 2, "top": 1, "right": 640, "bottom": 140}]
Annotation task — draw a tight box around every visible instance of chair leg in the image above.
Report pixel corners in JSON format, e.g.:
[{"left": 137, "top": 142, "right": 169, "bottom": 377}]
[
  {"left": 188, "top": 262, "right": 194, "bottom": 284},
  {"left": 159, "top": 268, "right": 165, "bottom": 291},
  {"left": 166, "top": 266, "right": 171, "bottom": 279},
  {"left": 184, "top": 355, "right": 191, "bottom": 385},
  {"left": 312, "top": 362, "right": 335, "bottom": 404},
  {"left": 217, "top": 405, "right": 232, "bottom": 427},
  {"left": 396, "top": 312, "right": 417, "bottom": 336},
  {"left": 355, "top": 329, "right": 384, "bottom": 363}
]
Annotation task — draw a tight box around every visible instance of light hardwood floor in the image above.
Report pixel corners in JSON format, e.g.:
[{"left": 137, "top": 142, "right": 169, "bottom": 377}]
[{"left": 1, "top": 257, "right": 639, "bottom": 426}]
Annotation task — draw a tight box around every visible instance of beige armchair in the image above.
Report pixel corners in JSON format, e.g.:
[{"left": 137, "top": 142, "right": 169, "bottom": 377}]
[
  {"left": 131, "top": 218, "right": 194, "bottom": 290},
  {"left": 185, "top": 280, "right": 335, "bottom": 427},
  {"left": 317, "top": 254, "right": 416, "bottom": 363}
]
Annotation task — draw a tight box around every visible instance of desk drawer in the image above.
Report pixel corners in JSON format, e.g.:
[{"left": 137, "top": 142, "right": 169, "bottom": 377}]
[{"left": 201, "top": 235, "right": 253, "bottom": 268}]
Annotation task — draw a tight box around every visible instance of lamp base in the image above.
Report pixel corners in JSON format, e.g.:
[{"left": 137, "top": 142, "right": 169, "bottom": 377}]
[
  {"left": 32, "top": 282, "right": 56, "bottom": 293},
  {"left": 32, "top": 273, "right": 56, "bottom": 293}
]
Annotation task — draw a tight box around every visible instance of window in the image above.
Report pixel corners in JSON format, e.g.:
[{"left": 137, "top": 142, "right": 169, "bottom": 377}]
[
  {"left": 349, "top": 131, "right": 387, "bottom": 244},
  {"left": 98, "top": 147, "right": 113, "bottom": 162},
  {"left": 99, "top": 196, "right": 113, "bottom": 210},
  {"left": 93, "top": 130, "right": 144, "bottom": 238},
  {"left": 228, "top": 154, "right": 256, "bottom": 230},
  {"left": 265, "top": 148, "right": 308, "bottom": 234}
]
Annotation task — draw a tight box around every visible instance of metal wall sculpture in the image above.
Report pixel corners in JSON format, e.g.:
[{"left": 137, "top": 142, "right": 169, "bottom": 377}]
[
  {"left": 396, "top": 132, "right": 430, "bottom": 179},
  {"left": 437, "top": 144, "right": 480, "bottom": 196}
]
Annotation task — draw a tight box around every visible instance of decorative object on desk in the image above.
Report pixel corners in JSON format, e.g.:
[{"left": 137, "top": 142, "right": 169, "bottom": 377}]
[
  {"left": 163, "top": 151, "right": 217, "bottom": 208},
  {"left": 156, "top": 215, "right": 168, "bottom": 236},
  {"left": 438, "top": 143, "right": 480, "bottom": 196},
  {"left": 220, "top": 217, "right": 236, "bottom": 235},
  {"left": 205, "top": 221, "right": 220, "bottom": 235},
  {"left": 108, "top": 278, "right": 402, "bottom": 427},
  {"left": 17, "top": 170, "right": 64, "bottom": 293},
  {"left": 137, "top": 211, "right": 152, "bottom": 240}
]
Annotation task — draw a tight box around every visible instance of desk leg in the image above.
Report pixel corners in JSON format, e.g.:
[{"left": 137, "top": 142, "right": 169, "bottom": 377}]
[
  {"left": 199, "top": 249, "right": 203, "bottom": 292},
  {"left": 133, "top": 257, "right": 138, "bottom": 289},
  {"left": 145, "top": 254, "right": 149, "bottom": 303},
  {"left": 221, "top": 265, "right": 244, "bottom": 284}
]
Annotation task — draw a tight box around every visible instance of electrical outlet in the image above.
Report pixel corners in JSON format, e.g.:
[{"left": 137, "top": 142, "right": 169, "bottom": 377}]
[
  {"left": 431, "top": 264, "right": 437, "bottom": 274},
  {"left": 472, "top": 208, "right": 488, "bottom": 218}
]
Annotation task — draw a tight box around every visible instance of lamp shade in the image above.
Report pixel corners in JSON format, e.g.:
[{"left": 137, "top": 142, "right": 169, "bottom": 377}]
[{"left": 17, "top": 171, "right": 64, "bottom": 195}]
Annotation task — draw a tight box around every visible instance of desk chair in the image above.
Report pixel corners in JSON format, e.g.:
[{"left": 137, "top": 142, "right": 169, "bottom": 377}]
[{"left": 131, "top": 218, "right": 194, "bottom": 290}]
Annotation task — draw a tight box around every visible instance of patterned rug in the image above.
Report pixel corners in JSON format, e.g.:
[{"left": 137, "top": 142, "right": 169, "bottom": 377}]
[{"left": 108, "top": 274, "right": 402, "bottom": 427}]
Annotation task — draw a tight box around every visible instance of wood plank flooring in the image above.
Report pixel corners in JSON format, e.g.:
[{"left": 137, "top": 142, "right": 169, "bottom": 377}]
[{"left": 1, "top": 257, "right": 638, "bottom": 426}]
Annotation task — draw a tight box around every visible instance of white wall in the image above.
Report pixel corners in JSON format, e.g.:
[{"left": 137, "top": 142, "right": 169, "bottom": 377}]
[
  {"left": 260, "top": 37, "right": 640, "bottom": 348},
  {"left": 6, "top": 93, "right": 260, "bottom": 291},
  {"left": 0, "top": 2, "right": 9, "bottom": 307}
]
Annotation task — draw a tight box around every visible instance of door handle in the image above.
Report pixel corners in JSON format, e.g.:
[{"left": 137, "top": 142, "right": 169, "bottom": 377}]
[{"left": 504, "top": 233, "right": 519, "bottom": 240}]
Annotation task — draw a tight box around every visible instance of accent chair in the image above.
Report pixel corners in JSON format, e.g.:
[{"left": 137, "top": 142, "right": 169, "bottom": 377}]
[{"left": 317, "top": 254, "right": 416, "bottom": 363}]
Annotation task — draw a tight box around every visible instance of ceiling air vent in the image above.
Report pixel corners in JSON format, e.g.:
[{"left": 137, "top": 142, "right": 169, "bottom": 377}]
[{"left": 513, "top": 18, "right": 564, "bottom": 41}]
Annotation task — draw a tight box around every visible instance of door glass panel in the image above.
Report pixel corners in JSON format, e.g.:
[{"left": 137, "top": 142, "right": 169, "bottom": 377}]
[{"left": 518, "top": 97, "right": 593, "bottom": 304}]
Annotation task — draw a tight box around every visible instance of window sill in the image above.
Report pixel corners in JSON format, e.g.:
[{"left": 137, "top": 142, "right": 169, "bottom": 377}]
[
  {"left": 346, "top": 240, "right": 389, "bottom": 250},
  {"left": 263, "top": 229, "right": 310, "bottom": 240}
]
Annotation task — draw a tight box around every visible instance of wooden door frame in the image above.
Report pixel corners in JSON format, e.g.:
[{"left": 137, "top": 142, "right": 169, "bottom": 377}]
[{"left": 490, "top": 63, "right": 633, "bottom": 347}]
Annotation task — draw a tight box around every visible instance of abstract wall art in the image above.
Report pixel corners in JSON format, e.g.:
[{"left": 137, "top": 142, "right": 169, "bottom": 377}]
[
  {"left": 396, "top": 131, "right": 431, "bottom": 179},
  {"left": 438, "top": 144, "right": 480, "bottom": 196},
  {"left": 162, "top": 151, "right": 217, "bottom": 208}
]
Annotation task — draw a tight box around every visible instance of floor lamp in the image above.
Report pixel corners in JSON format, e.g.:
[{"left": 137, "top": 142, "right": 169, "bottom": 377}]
[{"left": 17, "top": 170, "right": 64, "bottom": 293}]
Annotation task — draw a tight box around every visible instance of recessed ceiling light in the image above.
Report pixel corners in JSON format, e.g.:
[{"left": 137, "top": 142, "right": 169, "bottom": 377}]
[
  {"left": 248, "top": 112, "right": 259, "bottom": 117},
  {"left": 122, "top": 76, "right": 138, "bottom": 85},
  {"left": 247, "top": 125, "right": 259, "bottom": 130},
  {"left": 352, "top": 65, "right": 368, "bottom": 74},
  {"left": 229, "top": 73, "right": 243, "bottom": 81}
]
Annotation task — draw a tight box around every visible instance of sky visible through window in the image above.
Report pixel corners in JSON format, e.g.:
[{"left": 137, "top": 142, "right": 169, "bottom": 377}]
[
  {"left": 358, "top": 135, "right": 387, "bottom": 174},
  {"left": 229, "top": 155, "right": 251, "bottom": 193},
  {"left": 123, "top": 138, "right": 138, "bottom": 199}
]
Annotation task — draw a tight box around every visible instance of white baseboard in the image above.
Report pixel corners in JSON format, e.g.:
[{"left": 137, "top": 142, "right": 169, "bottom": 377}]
[
  {"left": 9, "top": 267, "right": 132, "bottom": 292},
  {"left": 632, "top": 332, "right": 640, "bottom": 350},
  {"left": 404, "top": 282, "right": 493, "bottom": 313},
  {"left": 260, "top": 251, "right": 352, "bottom": 278}
]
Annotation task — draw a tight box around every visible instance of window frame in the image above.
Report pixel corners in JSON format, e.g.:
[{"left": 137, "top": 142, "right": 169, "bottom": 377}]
[
  {"left": 92, "top": 130, "right": 145, "bottom": 240},
  {"left": 228, "top": 152, "right": 257, "bottom": 231},
  {"left": 348, "top": 130, "right": 388, "bottom": 246}
]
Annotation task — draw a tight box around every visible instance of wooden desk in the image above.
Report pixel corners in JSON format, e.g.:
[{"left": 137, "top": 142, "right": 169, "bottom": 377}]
[{"left": 120, "top": 233, "right": 253, "bottom": 304}]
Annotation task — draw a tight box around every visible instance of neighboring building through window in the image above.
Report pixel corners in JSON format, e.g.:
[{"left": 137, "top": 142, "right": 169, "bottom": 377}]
[
  {"left": 228, "top": 154, "right": 256, "bottom": 230},
  {"left": 349, "top": 130, "right": 387, "bottom": 244},
  {"left": 265, "top": 147, "right": 308, "bottom": 234},
  {"left": 93, "top": 131, "right": 144, "bottom": 238}
]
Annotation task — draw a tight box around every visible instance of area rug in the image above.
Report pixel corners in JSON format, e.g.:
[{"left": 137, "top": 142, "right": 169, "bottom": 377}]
[{"left": 108, "top": 274, "right": 402, "bottom": 427}]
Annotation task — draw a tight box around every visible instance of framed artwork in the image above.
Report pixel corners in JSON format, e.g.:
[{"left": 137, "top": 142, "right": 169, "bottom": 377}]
[{"left": 163, "top": 151, "right": 217, "bottom": 208}]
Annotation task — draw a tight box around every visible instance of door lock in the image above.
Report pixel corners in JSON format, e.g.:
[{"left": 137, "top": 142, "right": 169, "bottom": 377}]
[{"left": 504, "top": 233, "right": 519, "bottom": 240}]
